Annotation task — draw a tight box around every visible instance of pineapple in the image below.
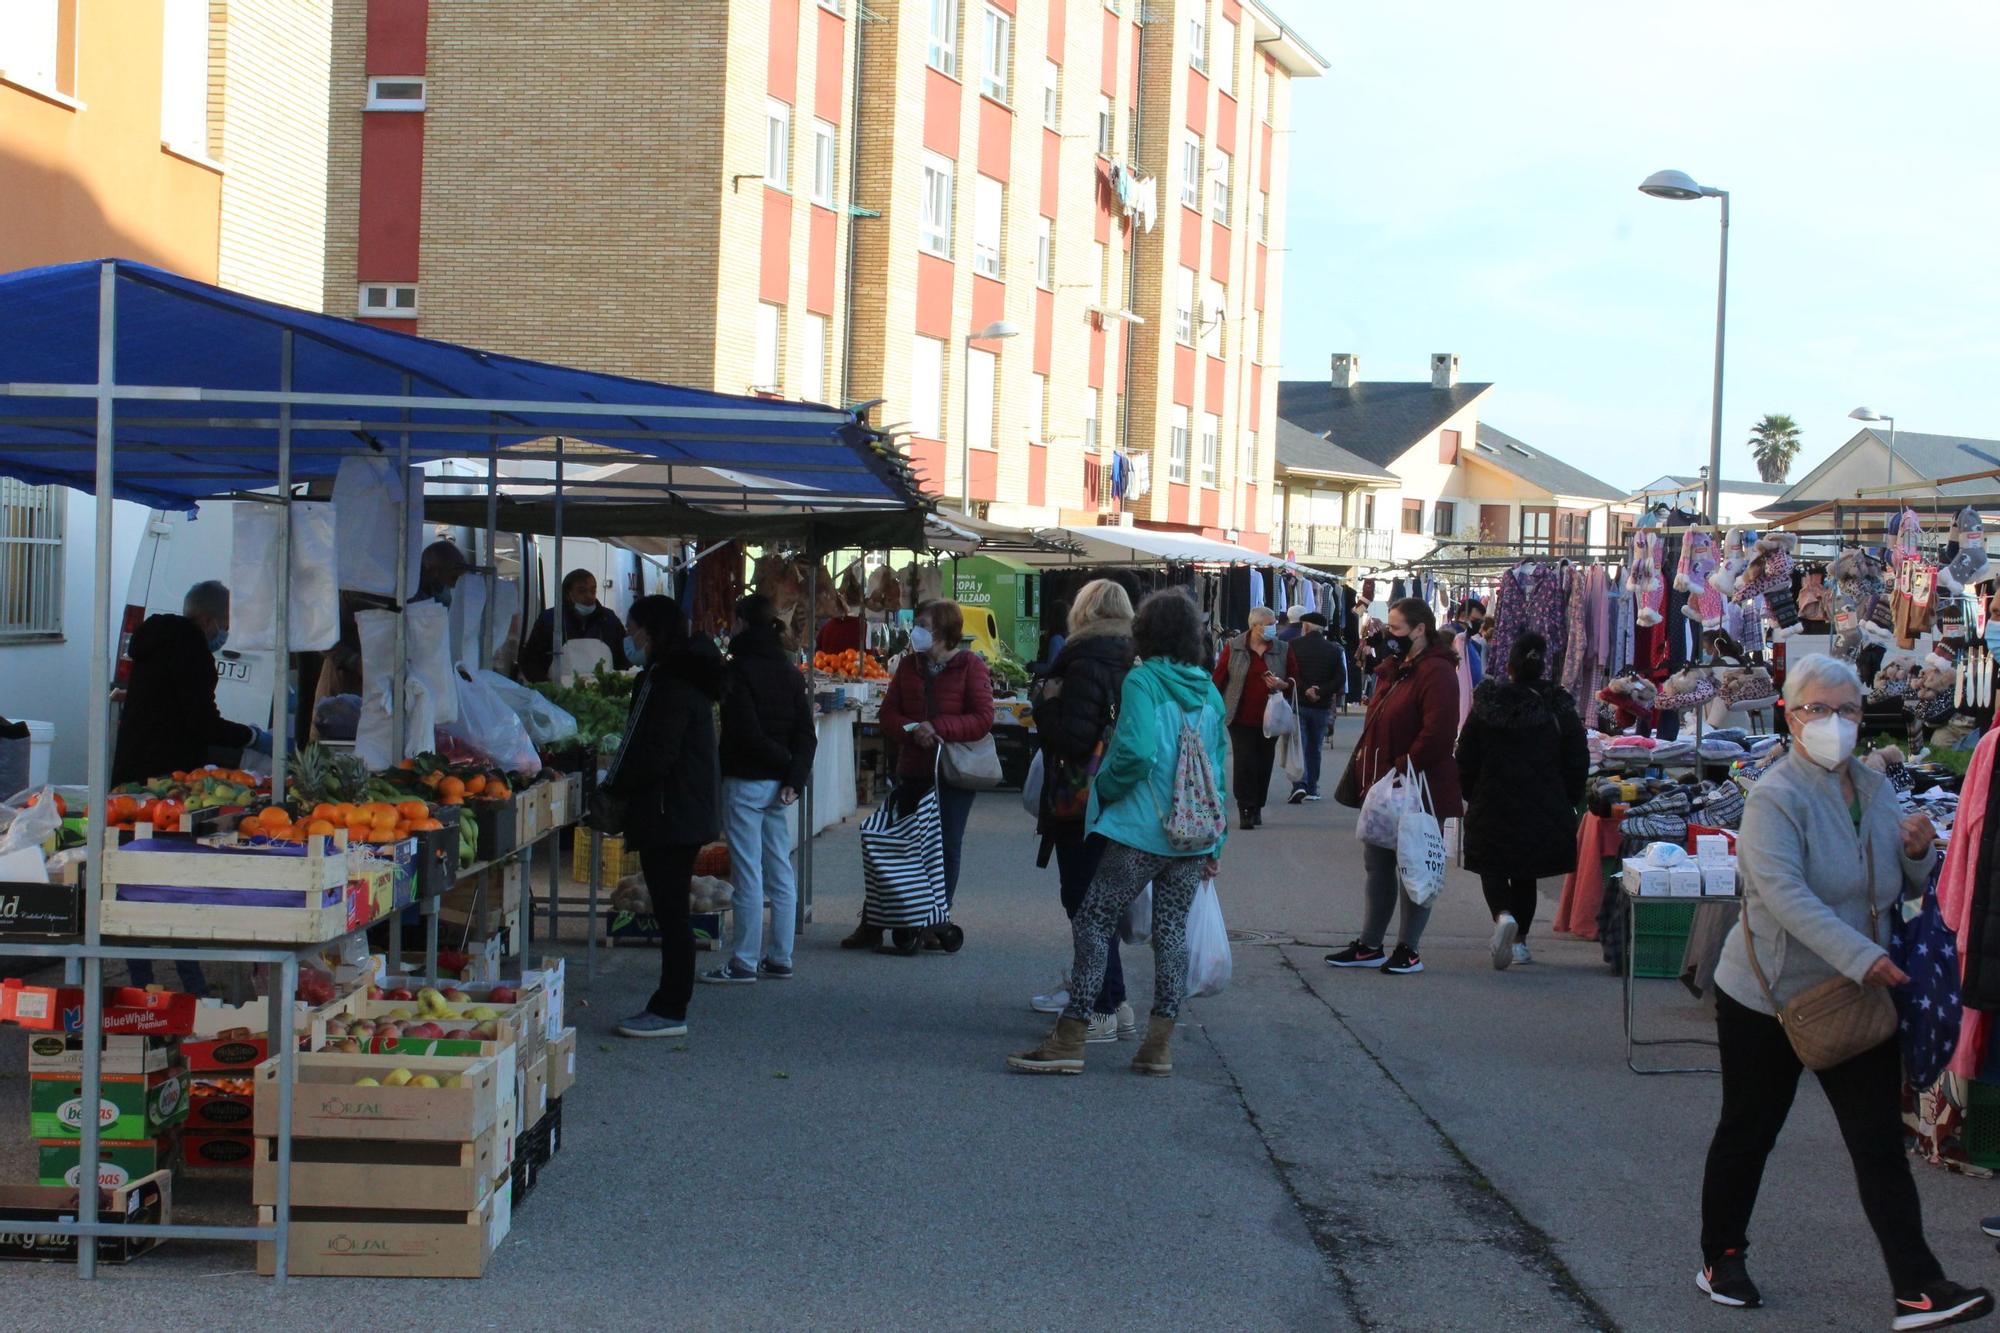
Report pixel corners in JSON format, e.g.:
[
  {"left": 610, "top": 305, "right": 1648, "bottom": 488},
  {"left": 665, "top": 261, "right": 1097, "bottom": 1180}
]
[{"left": 290, "top": 743, "right": 369, "bottom": 807}]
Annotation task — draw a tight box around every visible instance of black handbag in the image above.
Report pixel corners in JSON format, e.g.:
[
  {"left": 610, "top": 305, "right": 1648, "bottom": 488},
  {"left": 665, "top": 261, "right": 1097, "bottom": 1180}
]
[{"left": 585, "top": 674, "right": 652, "bottom": 836}]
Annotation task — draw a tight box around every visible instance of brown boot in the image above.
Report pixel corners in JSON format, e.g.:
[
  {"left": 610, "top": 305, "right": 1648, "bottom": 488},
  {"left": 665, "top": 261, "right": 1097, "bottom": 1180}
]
[
  {"left": 1131, "top": 1016, "right": 1175, "bottom": 1076},
  {"left": 1006, "top": 1016, "right": 1088, "bottom": 1074},
  {"left": 840, "top": 920, "right": 881, "bottom": 950}
]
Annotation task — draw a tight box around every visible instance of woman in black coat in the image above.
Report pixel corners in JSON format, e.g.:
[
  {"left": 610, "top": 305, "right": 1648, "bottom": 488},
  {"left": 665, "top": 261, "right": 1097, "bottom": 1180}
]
[
  {"left": 1455, "top": 630, "right": 1588, "bottom": 971},
  {"left": 609, "top": 595, "right": 723, "bottom": 1039},
  {"left": 1027, "top": 579, "right": 1135, "bottom": 1035}
]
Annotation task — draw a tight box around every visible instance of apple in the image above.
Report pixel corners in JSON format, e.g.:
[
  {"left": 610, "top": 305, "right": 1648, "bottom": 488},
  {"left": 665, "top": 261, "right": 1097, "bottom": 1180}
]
[
  {"left": 350, "top": 1018, "right": 377, "bottom": 1035},
  {"left": 353, "top": 1076, "right": 380, "bottom": 1087},
  {"left": 386, "top": 1007, "right": 415, "bottom": 1021},
  {"left": 407, "top": 1021, "right": 444, "bottom": 1039},
  {"left": 443, "top": 1075, "right": 465, "bottom": 1089},
  {"left": 374, "top": 1021, "right": 403, "bottom": 1041},
  {"left": 384, "top": 988, "right": 413, "bottom": 1002},
  {"left": 409, "top": 1074, "right": 441, "bottom": 1089},
  {"left": 466, "top": 1006, "right": 499, "bottom": 1021},
  {"left": 382, "top": 1067, "right": 414, "bottom": 1087},
  {"left": 443, "top": 988, "right": 471, "bottom": 1002},
  {"left": 324, "top": 1019, "right": 349, "bottom": 1038},
  {"left": 333, "top": 1037, "right": 361, "bottom": 1054},
  {"left": 366, "top": 986, "right": 384, "bottom": 1000},
  {"left": 445, "top": 1028, "right": 473, "bottom": 1039},
  {"left": 472, "top": 1021, "right": 500, "bottom": 1040},
  {"left": 488, "top": 986, "right": 518, "bottom": 1005}
]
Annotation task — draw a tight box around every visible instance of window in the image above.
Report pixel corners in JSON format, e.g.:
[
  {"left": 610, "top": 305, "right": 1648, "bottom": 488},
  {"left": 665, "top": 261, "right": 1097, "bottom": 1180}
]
[
  {"left": 1438, "top": 428, "right": 1461, "bottom": 464},
  {"left": 1253, "top": 189, "right": 1268, "bottom": 242},
  {"left": 1091, "top": 240, "right": 1107, "bottom": 304},
  {"left": 920, "top": 151, "right": 954, "bottom": 257},
  {"left": 1433, "top": 501, "right": 1457, "bottom": 537},
  {"left": 1209, "top": 149, "right": 1232, "bottom": 221},
  {"left": 357, "top": 283, "right": 418, "bottom": 318},
  {"left": 1199, "top": 413, "right": 1219, "bottom": 486},
  {"left": 0, "top": 479, "right": 64, "bottom": 641},
  {"left": 0, "top": 0, "right": 62, "bottom": 94},
  {"left": 1401, "top": 499, "right": 1424, "bottom": 534},
  {"left": 1082, "top": 388, "right": 1101, "bottom": 453},
  {"left": 1041, "top": 60, "right": 1060, "bottom": 129},
  {"left": 801, "top": 313, "right": 829, "bottom": 404},
  {"left": 765, "top": 98, "right": 792, "bottom": 191},
  {"left": 1035, "top": 216, "right": 1053, "bottom": 288},
  {"left": 1187, "top": 7, "right": 1206, "bottom": 73},
  {"left": 1028, "top": 373, "right": 1047, "bottom": 443},
  {"left": 1520, "top": 506, "right": 1553, "bottom": 552},
  {"left": 366, "top": 76, "right": 426, "bottom": 110},
  {"left": 1095, "top": 95, "right": 1114, "bottom": 155},
  {"left": 1362, "top": 493, "right": 1377, "bottom": 528},
  {"left": 160, "top": 0, "right": 210, "bottom": 156},
  {"left": 1180, "top": 133, "right": 1202, "bottom": 208},
  {"left": 967, "top": 348, "right": 997, "bottom": 451},
  {"left": 811, "top": 119, "right": 838, "bottom": 206},
  {"left": 927, "top": 0, "right": 957, "bottom": 77},
  {"left": 753, "top": 303, "right": 783, "bottom": 391},
  {"left": 980, "top": 6, "right": 1010, "bottom": 102},
  {"left": 1202, "top": 278, "right": 1225, "bottom": 356},
  {"left": 1214, "top": 16, "right": 1235, "bottom": 94},
  {"left": 910, "top": 335, "right": 945, "bottom": 438},
  {"left": 1174, "top": 267, "right": 1195, "bottom": 345},
  {"left": 819, "top": 0, "right": 843, "bottom": 11},
  {"left": 973, "top": 175, "right": 1003, "bottom": 278},
  {"left": 1169, "top": 407, "right": 1190, "bottom": 482}
]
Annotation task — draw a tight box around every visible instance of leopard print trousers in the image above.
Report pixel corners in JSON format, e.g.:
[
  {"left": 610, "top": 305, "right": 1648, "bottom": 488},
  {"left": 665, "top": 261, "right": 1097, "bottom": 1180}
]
[{"left": 1065, "top": 839, "right": 1207, "bottom": 1022}]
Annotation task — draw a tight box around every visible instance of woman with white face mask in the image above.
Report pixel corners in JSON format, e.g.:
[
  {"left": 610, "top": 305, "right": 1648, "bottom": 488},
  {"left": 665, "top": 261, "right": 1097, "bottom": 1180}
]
[{"left": 1695, "top": 654, "right": 1988, "bottom": 1327}]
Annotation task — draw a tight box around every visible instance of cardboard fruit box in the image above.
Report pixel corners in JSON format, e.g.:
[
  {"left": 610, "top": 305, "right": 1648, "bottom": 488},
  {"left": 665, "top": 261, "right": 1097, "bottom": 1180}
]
[
  {"left": 338, "top": 1000, "right": 526, "bottom": 1061},
  {"left": 252, "top": 1049, "right": 513, "bottom": 1143},
  {"left": 362, "top": 981, "right": 547, "bottom": 1058},
  {"left": 30, "top": 1068, "right": 190, "bottom": 1141},
  {"left": 0, "top": 981, "right": 198, "bottom": 1035},
  {"left": 182, "top": 1130, "right": 255, "bottom": 1170},
  {"left": 256, "top": 1187, "right": 509, "bottom": 1278},
  {"left": 26, "top": 1033, "right": 177, "bottom": 1077},
  {"left": 37, "top": 1135, "right": 179, "bottom": 1190},
  {"left": 187, "top": 1073, "right": 257, "bottom": 1131},
  {"left": 252, "top": 1126, "right": 504, "bottom": 1213},
  {"left": 0, "top": 1170, "right": 172, "bottom": 1264},
  {"left": 0, "top": 878, "right": 82, "bottom": 938},
  {"left": 548, "top": 1028, "right": 577, "bottom": 1100}
]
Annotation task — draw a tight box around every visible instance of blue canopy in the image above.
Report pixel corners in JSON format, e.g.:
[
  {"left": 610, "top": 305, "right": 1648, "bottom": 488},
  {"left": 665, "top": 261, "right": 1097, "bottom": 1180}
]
[{"left": 0, "top": 259, "right": 920, "bottom": 511}]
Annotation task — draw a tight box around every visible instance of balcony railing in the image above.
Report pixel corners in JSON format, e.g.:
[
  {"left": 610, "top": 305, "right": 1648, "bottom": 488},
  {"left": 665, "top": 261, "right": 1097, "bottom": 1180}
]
[{"left": 1291, "top": 525, "right": 1393, "bottom": 564}]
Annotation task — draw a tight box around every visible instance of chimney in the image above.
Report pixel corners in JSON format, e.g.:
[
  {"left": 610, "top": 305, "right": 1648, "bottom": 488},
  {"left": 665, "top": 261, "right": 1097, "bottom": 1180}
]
[
  {"left": 1330, "top": 353, "right": 1360, "bottom": 391},
  {"left": 1431, "top": 353, "right": 1460, "bottom": 389}
]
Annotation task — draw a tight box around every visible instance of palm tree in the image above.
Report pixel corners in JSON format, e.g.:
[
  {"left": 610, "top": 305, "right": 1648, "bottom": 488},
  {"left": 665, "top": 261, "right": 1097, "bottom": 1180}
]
[{"left": 1748, "top": 413, "right": 1803, "bottom": 483}]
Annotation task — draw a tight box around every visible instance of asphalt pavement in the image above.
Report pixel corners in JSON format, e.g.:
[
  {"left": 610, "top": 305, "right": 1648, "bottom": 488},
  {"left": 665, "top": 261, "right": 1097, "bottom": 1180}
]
[{"left": 3, "top": 730, "right": 1998, "bottom": 1329}]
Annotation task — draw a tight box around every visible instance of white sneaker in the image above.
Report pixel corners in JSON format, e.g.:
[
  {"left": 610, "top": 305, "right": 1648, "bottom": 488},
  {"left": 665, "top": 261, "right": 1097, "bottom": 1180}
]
[
  {"left": 1116, "top": 1001, "right": 1137, "bottom": 1039},
  {"left": 1084, "top": 1013, "right": 1120, "bottom": 1044},
  {"left": 1030, "top": 982, "right": 1070, "bottom": 1014},
  {"left": 1512, "top": 942, "right": 1533, "bottom": 966},
  {"left": 1490, "top": 914, "right": 1519, "bottom": 971}
]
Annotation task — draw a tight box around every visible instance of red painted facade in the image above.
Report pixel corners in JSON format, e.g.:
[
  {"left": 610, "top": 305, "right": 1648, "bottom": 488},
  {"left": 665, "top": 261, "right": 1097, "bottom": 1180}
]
[
  {"left": 760, "top": 187, "right": 792, "bottom": 304},
  {"left": 814, "top": 6, "right": 844, "bottom": 121},
  {"left": 1205, "top": 355, "right": 1225, "bottom": 410},
  {"left": 1200, "top": 488, "right": 1219, "bottom": 529},
  {"left": 1040, "top": 132, "right": 1060, "bottom": 215},
  {"left": 357, "top": 0, "right": 428, "bottom": 298},
  {"left": 1213, "top": 88, "right": 1236, "bottom": 152},
  {"left": 365, "top": 0, "right": 426, "bottom": 70},
  {"left": 1210, "top": 221, "right": 1230, "bottom": 285},
  {"left": 915, "top": 253, "right": 954, "bottom": 338},
  {"left": 768, "top": 0, "right": 798, "bottom": 97},
  {"left": 924, "top": 68, "right": 960, "bottom": 156},
  {"left": 971, "top": 274, "right": 1005, "bottom": 334},
  {"left": 1027, "top": 443, "right": 1047, "bottom": 507},
  {"left": 1186, "top": 70, "right": 1208, "bottom": 136},
  {"left": 977, "top": 99, "right": 1011, "bottom": 181},
  {"left": 970, "top": 449, "right": 998, "bottom": 502},
  {"left": 1168, "top": 483, "right": 1189, "bottom": 525},
  {"left": 1033, "top": 288, "right": 1053, "bottom": 375},
  {"left": 1179, "top": 209, "right": 1201, "bottom": 269},
  {"left": 1172, "top": 344, "right": 1195, "bottom": 407}
]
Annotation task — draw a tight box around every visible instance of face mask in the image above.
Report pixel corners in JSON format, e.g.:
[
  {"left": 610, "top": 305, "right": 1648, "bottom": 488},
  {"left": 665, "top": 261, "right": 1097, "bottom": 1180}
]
[
  {"left": 623, "top": 635, "right": 643, "bottom": 664},
  {"left": 908, "top": 626, "right": 935, "bottom": 654},
  {"left": 1384, "top": 634, "right": 1412, "bottom": 658},
  {"left": 435, "top": 586, "right": 453, "bottom": 608},
  {"left": 1260, "top": 624, "right": 1278, "bottom": 642},
  {"left": 573, "top": 600, "right": 598, "bottom": 615},
  {"left": 1798, "top": 715, "right": 1858, "bottom": 770},
  {"left": 206, "top": 628, "right": 228, "bottom": 654}
]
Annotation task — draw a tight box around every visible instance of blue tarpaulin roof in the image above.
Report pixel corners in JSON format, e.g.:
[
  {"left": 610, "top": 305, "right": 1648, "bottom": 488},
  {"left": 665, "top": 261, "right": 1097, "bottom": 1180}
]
[{"left": 0, "top": 259, "right": 921, "bottom": 511}]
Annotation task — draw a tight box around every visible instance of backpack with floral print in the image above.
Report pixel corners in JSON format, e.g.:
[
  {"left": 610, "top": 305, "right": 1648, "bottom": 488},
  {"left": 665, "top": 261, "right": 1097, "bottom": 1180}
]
[{"left": 1163, "top": 712, "right": 1227, "bottom": 852}]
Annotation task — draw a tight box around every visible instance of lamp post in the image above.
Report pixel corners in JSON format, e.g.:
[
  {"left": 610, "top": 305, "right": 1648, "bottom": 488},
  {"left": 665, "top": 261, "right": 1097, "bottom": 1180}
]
[
  {"left": 1639, "top": 169, "right": 1729, "bottom": 525},
  {"left": 959, "top": 320, "right": 1020, "bottom": 512},
  {"left": 1849, "top": 406, "right": 1899, "bottom": 490}
]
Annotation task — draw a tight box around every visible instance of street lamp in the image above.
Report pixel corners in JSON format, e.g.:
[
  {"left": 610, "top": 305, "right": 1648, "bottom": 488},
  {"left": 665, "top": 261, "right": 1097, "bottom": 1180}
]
[
  {"left": 1848, "top": 406, "right": 1900, "bottom": 490},
  {"left": 1639, "top": 169, "right": 1730, "bottom": 526},
  {"left": 959, "top": 320, "right": 1020, "bottom": 511}
]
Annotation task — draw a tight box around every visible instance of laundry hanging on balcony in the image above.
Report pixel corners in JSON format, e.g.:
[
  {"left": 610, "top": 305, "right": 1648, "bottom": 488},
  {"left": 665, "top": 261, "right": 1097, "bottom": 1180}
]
[
  {"left": 1108, "top": 160, "right": 1158, "bottom": 232},
  {"left": 1129, "top": 453, "right": 1151, "bottom": 501}
]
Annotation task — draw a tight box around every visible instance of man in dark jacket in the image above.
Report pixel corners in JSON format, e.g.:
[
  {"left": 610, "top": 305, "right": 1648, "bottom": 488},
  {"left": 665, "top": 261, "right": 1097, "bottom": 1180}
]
[
  {"left": 1286, "top": 611, "right": 1345, "bottom": 803},
  {"left": 112, "top": 581, "right": 268, "bottom": 785},
  {"left": 703, "top": 594, "right": 817, "bottom": 985},
  {"left": 520, "top": 569, "right": 629, "bottom": 682}
]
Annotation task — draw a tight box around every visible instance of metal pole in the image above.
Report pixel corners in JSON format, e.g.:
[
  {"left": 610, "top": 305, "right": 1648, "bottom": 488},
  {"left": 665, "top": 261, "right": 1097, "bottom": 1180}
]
[
  {"left": 551, "top": 437, "right": 565, "bottom": 660},
  {"left": 1885, "top": 417, "right": 1899, "bottom": 492},
  {"left": 482, "top": 426, "right": 499, "bottom": 671},
  {"left": 1704, "top": 192, "right": 1729, "bottom": 525},
  {"left": 547, "top": 439, "right": 565, "bottom": 947},
  {"left": 587, "top": 831, "right": 601, "bottom": 986},
  {"left": 958, "top": 336, "right": 970, "bottom": 510},
  {"left": 271, "top": 953, "right": 296, "bottom": 1279},
  {"left": 79, "top": 259, "right": 118, "bottom": 1279},
  {"left": 390, "top": 376, "right": 411, "bottom": 978},
  {"left": 271, "top": 332, "right": 293, "bottom": 805},
  {"left": 802, "top": 558, "right": 818, "bottom": 929}
]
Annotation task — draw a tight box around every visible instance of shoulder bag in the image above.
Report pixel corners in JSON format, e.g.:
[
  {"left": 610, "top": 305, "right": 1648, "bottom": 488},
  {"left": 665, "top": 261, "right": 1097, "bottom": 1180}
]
[
  {"left": 584, "top": 673, "right": 654, "bottom": 835},
  {"left": 1739, "top": 833, "right": 1896, "bottom": 1070},
  {"left": 926, "top": 662, "right": 1003, "bottom": 790}
]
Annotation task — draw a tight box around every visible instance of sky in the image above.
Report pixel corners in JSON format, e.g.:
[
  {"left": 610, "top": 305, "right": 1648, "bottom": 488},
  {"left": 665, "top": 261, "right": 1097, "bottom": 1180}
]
[{"left": 1277, "top": 0, "right": 2000, "bottom": 495}]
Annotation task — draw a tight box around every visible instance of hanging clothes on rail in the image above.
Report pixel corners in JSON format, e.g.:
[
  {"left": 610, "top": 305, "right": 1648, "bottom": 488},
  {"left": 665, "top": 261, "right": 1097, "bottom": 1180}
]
[{"left": 1488, "top": 560, "right": 1569, "bottom": 684}]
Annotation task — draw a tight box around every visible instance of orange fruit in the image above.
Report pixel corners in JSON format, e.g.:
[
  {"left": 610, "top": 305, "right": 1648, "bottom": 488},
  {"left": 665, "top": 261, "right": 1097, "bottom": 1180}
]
[
  {"left": 330, "top": 803, "right": 355, "bottom": 825},
  {"left": 257, "top": 806, "right": 291, "bottom": 829},
  {"left": 346, "top": 820, "right": 373, "bottom": 841},
  {"left": 397, "top": 800, "right": 429, "bottom": 822},
  {"left": 366, "top": 828, "right": 399, "bottom": 844},
  {"left": 238, "top": 816, "right": 261, "bottom": 835},
  {"left": 464, "top": 774, "right": 487, "bottom": 796},
  {"left": 306, "top": 818, "right": 336, "bottom": 836},
  {"left": 311, "top": 803, "right": 338, "bottom": 821},
  {"left": 439, "top": 776, "right": 466, "bottom": 800},
  {"left": 441, "top": 793, "right": 464, "bottom": 806},
  {"left": 410, "top": 817, "right": 443, "bottom": 832}
]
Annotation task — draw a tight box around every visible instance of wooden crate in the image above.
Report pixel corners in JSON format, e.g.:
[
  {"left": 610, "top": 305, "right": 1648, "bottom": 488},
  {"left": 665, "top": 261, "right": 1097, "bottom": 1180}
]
[
  {"left": 514, "top": 788, "right": 543, "bottom": 843},
  {"left": 251, "top": 1050, "right": 511, "bottom": 1142},
  {"left": 255, "top": 1189, "right": 508, "bottom": 1278},
  {"left": 101, "top": 835, "right": 358, "bottom": 944},
  {"left": 252, "top": 1128, "right": 501, "bottom": 1212}
]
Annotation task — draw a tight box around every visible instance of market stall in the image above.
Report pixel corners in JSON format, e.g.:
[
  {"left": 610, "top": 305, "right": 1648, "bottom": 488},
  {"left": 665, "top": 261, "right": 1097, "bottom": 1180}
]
[{"left": 0, "top": 258, "right": 923, "bottom": 1277}]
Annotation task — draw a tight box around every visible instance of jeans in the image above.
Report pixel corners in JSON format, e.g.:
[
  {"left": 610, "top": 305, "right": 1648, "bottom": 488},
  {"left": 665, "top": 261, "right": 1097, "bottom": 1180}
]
[
  {"left": 641, "top": 842, "right": 700, "bottom": 1022},
  {"left": 1065, "top": 840, "right": 1206, "bottom": 1023},
  {"left": 722, "top": 777, "right": 797, "bottom": 970},
  {"left": 896, "top": 776, "right": 977, "bottom": 908},
  {"left": 1293, "top": 707, "right": 1331, "bottom": 796},
  {"left": 1359, "top": 841, "right": 1433, "bottom": 950},
  {"left": 1700, "top": 990, "right": 1942, "bottom": 1292},
  {"left": 1229, "top": 724, "right": 1278, "bottom": 814},
  {"left": 1055, "top": 833, "right": 1124, "bottom": 1012},
  {"left": 1480, "top": 874, "right": 1540, "bottom": 940}
]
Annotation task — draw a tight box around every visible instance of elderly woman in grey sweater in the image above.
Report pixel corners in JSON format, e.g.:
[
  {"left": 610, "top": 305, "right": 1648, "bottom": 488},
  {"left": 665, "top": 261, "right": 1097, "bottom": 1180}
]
[{"left": 1696, "top": 654, "right": 1989, "bottom": 1330}]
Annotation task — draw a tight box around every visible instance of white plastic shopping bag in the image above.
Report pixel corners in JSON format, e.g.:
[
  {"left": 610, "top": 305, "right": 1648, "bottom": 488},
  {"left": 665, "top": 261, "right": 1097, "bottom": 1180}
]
[
  {"left": 405, "top": 600, "right": 459, "bottom": 726},
  {"left": 1395, "top": 771, "right": 1448, "bottom": 907},
  {"left": 1356, "top": 763, "right": 1421, "bottom": 849},
  {"left": 1262, "top": 689, "right": 1295, "bottom": 740},
  {"left": 228, "top": 500, "right": 339, "bottom": 651},
  {"left": 477, "top": 669, "right": 578, "bottom": 746},
  {"left": 442, "top": 667, "right": 543, "bottom": 774},
  {"left": 1184, "top": 877, "right": 1232, "bottom": 998},
  {"left": 1119, "top": 883, "right": 1153, "bottom": 945},
  {"left": 1020, "top": 750, "right": 1045, "bottom": 816},
  {"left": 333, "top": 456, "right": 424, "bottom": 598}
]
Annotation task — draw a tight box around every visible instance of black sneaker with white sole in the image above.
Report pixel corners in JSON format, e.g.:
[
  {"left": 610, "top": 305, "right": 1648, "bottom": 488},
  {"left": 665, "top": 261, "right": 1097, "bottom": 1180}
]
[
  {"left": 1287, "top": 788, "right": 1307, "bottom": 805},
  {"left": 1696, "top": 1249, "right": 1761, "bottom": 1308},
  {"left": 1382, "top": 944, "right": 1424, "bottom": 975},
  {"left": 1982, "top": 1215, "right": 2000, "bottom": 1239},
  {"left": 1325, "top": 940, "right": 1386, "bottom": 968},
  {"left": 1892, "top": 1279, "right": 1993, "bottom": 1330}
]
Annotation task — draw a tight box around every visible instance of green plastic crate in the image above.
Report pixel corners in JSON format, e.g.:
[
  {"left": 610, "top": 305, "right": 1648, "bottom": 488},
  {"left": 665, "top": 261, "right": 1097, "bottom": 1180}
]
[{"left": 1631, "top": 898, "right": 1699, "bottom": 979}]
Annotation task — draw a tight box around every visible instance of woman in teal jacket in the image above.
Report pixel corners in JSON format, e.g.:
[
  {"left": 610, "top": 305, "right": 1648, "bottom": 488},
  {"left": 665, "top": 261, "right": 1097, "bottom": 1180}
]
[{"left": 1010, "top": 588, "right": 1229, "bottom": 1078}]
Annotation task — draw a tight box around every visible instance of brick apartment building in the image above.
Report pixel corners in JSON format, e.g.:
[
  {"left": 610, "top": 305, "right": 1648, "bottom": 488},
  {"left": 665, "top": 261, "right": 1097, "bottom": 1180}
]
[{"left": 322, "top": 0, "right": 1323, "bottom": 550}]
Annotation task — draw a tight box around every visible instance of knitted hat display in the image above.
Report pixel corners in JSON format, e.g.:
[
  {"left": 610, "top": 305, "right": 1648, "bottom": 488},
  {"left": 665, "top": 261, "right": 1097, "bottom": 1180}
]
[
  {"left": 1735, "top": 531, "right": 1796, "bottom": 602},
  {"left": 1677, "top": 532, "right": 1725, "bottom": 629},
  {"left": 1888, "top": 508, "right": 1924, "bottom": 567},
  {"left": 1630, "top": 528, "right": 1666, "bottom": 627},
  {"left": 1939, "top": 506, "right": 1991, "bottom": 595},
  {"left": 1831, "top": 548, "right": 1894, "bottom": 644}
]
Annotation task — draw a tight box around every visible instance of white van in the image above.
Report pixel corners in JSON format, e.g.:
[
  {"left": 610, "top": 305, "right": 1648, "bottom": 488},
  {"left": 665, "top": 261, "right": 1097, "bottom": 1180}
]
[{"left": 118, "top": 503, "right": 274, "bottom": 735}]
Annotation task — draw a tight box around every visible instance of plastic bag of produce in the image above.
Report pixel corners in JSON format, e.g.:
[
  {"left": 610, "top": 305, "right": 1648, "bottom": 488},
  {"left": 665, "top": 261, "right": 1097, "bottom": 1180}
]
[
  {"left": 441, "top": 666, "right": 543, "bottom": 774},
  {"left": 229, "top": 500, "right": 339, "bottom": 651},
  {"left": 0, "top": 785, "right": 63, "bottom": 862},
  {"left": 332, "top": 456, "right": 424, "bottom": 598},
  {"left": 406, "top": 600, "right": 458, "bottom": 726},
  {"left": 477, "top": 669, "right": 578, "bottom": 746},
  {"left": 354, "top": 609, "right": 442, "bottom": 769}
]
